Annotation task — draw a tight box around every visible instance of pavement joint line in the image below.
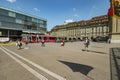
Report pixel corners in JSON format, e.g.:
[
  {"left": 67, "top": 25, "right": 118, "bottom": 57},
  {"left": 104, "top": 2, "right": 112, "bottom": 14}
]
[
  {"left": 1, "top": 46, "right": 66, "bottom": 80},
  {"left": 0, "top": 47, "right": 48, "bottom": 80}
]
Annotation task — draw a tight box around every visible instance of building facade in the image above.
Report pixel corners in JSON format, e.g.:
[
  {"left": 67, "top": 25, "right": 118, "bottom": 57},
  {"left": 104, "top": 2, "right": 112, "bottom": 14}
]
[
  {"left": 0, "top": 6, "right": 47, "bottom": 40},
  {"left": 50, "top": 15, "right": 109, "bottom": 40},
  {"left": 108, "top": 0, "right": 120, "bottom": 43}
]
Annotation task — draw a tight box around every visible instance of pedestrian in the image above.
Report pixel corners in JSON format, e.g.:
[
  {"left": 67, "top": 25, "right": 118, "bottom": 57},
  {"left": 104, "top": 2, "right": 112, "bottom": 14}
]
[
  {"left": 16, "top": 39, "right": 22, "bottom": 50},
  {"left": 83, "top": 37, "right": 90, "bottom": 51},
  {"left": 25, "top": 34, "right": 29, "bottom": 49},
  {"left": 41, "top": 39, "right": 45, "bottom": 47},
  {"left": 36, "top": 34, "right": 39, "bottom": 42},
  {"left": 107, "top": 38, "right": 111, "bottom": 44},
  {"left": 61, "top": 39, "right": 65, "bottom": 46}
]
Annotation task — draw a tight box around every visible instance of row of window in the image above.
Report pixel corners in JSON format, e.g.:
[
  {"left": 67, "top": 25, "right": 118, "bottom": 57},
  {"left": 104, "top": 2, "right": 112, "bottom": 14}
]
[
  {"left": 0, "top": 8, "right": 46, "bottom": 24},
  {"left": 1, "top": 21, "right": 23, "bottom": 30},
  {"left": 51, "top": 25, "right": 109, "bottom": 37},
  {"left": 0, "top": 15, "right": 46, "bottom": 28},
  {"left": 56, "top": 28, "right": 108, "bottom": 33},
  {"left": 0, "top": 20, "right": 46, "bottom": 32}
]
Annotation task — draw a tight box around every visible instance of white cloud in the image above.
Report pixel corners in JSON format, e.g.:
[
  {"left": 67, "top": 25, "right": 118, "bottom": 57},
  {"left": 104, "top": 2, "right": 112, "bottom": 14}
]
[
  {"left": 6, "top": 0, "right": 16, "bottom": 3},
  {"left": 33, "top": 8, "right": 40, "bottom": 12},
  {"left": 64, "top": 19, "right": 73, "bottom": 23}
]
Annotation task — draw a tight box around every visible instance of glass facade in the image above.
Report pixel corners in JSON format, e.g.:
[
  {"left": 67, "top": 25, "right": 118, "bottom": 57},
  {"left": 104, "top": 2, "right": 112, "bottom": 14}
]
[{"left": 0, "top": 6, "right": 47, "bottom": 39}]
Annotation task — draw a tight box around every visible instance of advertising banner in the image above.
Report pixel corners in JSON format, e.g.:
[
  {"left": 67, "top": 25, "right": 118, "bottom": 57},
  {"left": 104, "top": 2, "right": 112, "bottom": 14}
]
[{"left": 0, "top": 37, "right": 9, "bottom": 42}]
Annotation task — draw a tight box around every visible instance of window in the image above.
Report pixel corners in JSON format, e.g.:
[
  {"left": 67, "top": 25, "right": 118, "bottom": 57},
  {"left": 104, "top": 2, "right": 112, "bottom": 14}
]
[
  {"left": 9, "top": 11, "right": 16, "bottom": 17},
  {"left": 39, "top": 24, "right": 44, "bottom": 27},
  {"left": 40, "top": 20, "right": 44, "bottom": 24},
  {"left": 32, "top": 18, "right": 37, "bottom": 22},
  {"left": 16, "top": 13, "right": 25, "bottom": 19},
  {"left": 27, "top": 17, "right": 32, "bottom": 22},
  {"left": 16, "top": 19, "right": 23, "bottom": 24},
  {"left": 0, "top": 9, "right": 8, "bottom": 16},
  {"left": 0, "top": 22, "right": 1, "bottom": 26},
  {"left": 37, "top": 19, "right": 40, "bottom": 23},
  {"left": 0, "top": 31, "right": 1, "bottom": 36},
  {"left": 0, "top": 16, "right": 15, "bottom": 23},
  {"left": 2, "top": 21, "right": 23, "bottom": 30}
]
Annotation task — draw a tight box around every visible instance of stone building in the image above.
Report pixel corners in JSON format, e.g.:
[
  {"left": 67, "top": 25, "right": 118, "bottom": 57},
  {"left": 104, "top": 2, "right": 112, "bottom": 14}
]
[
  {"left": 108, "top": 0, "right": 120, "bottom": 43},
  {"left": 50, "top": 15, "right": 109, "bottom": 41}
]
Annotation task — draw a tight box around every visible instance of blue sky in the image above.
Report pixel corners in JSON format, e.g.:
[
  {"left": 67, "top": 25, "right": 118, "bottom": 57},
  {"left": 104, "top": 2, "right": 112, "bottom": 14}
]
[{"left": 0, "top": 0, "right": 110, "bottom": 31}]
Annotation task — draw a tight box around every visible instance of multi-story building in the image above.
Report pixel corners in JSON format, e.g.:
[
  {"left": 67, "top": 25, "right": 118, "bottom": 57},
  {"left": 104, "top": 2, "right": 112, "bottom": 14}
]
[
  {"left": 0, "top": 6, "right": 47, "bottom": 40},
  {"left": 50, "top": 15, "right": 109, "bottom": 40}
]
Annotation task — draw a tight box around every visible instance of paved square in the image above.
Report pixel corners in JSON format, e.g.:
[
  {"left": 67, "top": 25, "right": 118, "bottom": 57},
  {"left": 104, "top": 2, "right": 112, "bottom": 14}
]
[{"left": 0, "top": 41, "right": 120, "bottom": 80}]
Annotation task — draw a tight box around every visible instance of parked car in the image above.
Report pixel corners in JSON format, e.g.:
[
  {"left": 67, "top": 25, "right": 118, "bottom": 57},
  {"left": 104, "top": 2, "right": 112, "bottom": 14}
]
[{"left": 93, "top": 36, "right": 108, "bottom": 42}]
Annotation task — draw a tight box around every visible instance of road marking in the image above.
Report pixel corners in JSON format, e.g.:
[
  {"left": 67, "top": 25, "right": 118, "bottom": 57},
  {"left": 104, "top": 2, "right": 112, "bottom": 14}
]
[
  {"left": 0, "top": 47, "right": 48, "bottom": 80},
  {"left": 1, "top": 46, "right": 66, "bottom": 80}
]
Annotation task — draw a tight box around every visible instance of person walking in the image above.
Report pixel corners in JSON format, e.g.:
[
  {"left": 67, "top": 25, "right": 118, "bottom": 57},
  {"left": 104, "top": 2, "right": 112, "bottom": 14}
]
[
  {"left": 41, "top": 39, "right": 45, "bottom": 47},
  {"left": 16, "top": 39, "right": 22, "bottom": 50},
  {"left": 84, "top": 37, "right": 90, "bottom": 51},
  {"left": 25, "top": 34, "right": 29, "bottom": 49},
  {"left": 107, "top": 38, "right": 111, "bottom": 44},
  {"left": 61, "top": 39, "right": 65, "bottom": 46}
]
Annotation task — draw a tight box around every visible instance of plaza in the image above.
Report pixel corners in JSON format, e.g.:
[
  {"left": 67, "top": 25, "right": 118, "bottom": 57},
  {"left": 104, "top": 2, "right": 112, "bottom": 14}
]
[
  {"left": 0, "top": 0, "right": 120, "bottom": 80},
  {"left": 0, "top": 41, "right": 120, "bottom": 80}
]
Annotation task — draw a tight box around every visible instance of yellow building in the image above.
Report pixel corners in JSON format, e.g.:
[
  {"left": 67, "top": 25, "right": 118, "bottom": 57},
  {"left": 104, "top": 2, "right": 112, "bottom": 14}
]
[
  {"left": 108, "top": 0, "right": 120, "bottom": 43},
  {"left": 50, "top": 15, "right": 109, "bottom": 41}
]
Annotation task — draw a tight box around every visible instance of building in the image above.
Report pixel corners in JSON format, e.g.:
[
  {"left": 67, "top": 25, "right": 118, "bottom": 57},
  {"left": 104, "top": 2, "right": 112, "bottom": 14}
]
[
  {"left": 50, "top": 15, "right": 109, "bottom": 41},
  {"left": 108, "top": 0, "right": 120, "bottom": 43},
  {"left": 0, "top": 6, "right": 47, "bottom": 41}
]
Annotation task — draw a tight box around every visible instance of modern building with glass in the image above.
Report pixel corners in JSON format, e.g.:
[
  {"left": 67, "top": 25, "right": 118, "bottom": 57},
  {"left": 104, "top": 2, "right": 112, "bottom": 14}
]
[{"left": 0, "top": 6, "right": 47, "bottom": 40}]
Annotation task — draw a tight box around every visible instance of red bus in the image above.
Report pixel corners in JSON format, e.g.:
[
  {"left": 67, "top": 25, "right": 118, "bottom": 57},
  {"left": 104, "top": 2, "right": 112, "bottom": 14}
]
[
  {"left": 22, "top": 35, "right": 56, "bottom": 43},
  {"left": 41, "top": 35, "right": 56, "bottom": 42}
]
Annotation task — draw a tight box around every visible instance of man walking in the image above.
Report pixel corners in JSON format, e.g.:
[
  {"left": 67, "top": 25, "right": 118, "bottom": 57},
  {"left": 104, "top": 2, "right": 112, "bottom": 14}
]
[{"left": 84, "top": 37, "right": 90, "bottom": 51}]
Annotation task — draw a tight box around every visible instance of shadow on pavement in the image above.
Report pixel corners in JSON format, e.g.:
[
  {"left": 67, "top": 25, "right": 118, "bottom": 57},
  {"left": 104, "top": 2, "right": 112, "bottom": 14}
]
[
  {"left": 91, "top": 46, "right": 103, "bottom": 48},
  {"left": 81, "top": 49, "right": 107, "bottom": 54},
  {"left": 58, "top": 60, "right": 93, "bottom": 76}
]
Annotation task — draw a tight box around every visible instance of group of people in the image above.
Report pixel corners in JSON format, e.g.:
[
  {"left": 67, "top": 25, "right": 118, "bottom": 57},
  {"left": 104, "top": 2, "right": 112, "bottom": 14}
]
[
  {"left": 16, "top": 39, "right": 29, "bottom": 50},
  {"left": 16, "top": 34, "right": 29, "bottom": 50},
  {"left": 15, "top": 34, "right": 90, "bottom": 51},
  {"left": 15, "top": 38, "right": 89, "bottom": 50},
  {"left": 16, "top": 39, "right": 65, "bottom": 49}
]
